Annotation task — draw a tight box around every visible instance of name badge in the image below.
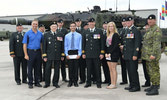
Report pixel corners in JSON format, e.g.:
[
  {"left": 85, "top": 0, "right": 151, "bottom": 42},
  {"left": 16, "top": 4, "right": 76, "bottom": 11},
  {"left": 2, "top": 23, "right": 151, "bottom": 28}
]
[
  {"left": 57, "top": 37, "right": 63, "bottom": 41},
  {"left": 93, "top": 34, "right": 100, "bottom": 39},
  {"left": 126, "top": 33, "right": 134, "bottom": 38}
]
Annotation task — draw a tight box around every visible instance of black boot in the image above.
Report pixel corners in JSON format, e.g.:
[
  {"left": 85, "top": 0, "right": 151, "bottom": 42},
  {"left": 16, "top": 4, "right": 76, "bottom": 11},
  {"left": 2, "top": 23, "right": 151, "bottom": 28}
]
[
  {"left": 146, "top": 85, "right": 159, "bottom": 96},
  {"left": 144, "top": 85, "right": 154, "bottom": 92}
]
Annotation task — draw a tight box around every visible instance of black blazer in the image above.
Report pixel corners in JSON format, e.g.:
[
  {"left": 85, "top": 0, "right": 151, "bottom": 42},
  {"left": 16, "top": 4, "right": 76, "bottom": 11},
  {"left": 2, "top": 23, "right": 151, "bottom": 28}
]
[{"left": 106, "top": 33, "right": 120, "bottom": 59}]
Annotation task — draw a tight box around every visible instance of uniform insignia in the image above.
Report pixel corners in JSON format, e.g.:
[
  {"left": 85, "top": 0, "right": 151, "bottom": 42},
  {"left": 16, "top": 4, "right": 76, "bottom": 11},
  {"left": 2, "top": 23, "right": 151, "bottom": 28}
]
[
  {"left": 93, "top": 34, "right": 100, "bottom": 39},
  {"left": 57, "top": 37, "right": 63, "bottom": 41},
  {"left": 97, "top": 34, "right": 100, "bottom": 39},
  {"left": 136, "top": 47, "right": 139, "bottom": 51},
  {"left": 17, "top": 40, "right": 19, "bottom": 42},
  {"left": 126, "top": 33, "right": 134, "bottom": 38},
  {"left": 48, "top": 37, "right": 51, "bottom": 40},
  {"left": 16, "top": 35, "right": 19, "bottom": 39},
  {"left": 86, "top": 39, "right": 88, "bottom": 41}
]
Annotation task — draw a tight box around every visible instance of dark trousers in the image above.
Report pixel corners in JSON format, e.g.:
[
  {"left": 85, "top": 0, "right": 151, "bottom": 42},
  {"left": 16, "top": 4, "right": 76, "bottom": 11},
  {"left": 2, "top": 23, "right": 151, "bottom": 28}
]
[
  {"left": 86, "top": 58, "right": 101, "bottom": 85},
  {"left": 42, "top": 60, "right": 46, "bottom": 81},
  {"left": 125, "top": 60, "right": 140, "bottom": 88},
  {"left": 68, "top": 59, "right": 79, "bottom": 83},
  {"left": 13, "top": 56, "right": 27, "bottom": 83},
  {"left": 27, "top": 50, "right": 42, "bottom": 85},
  {"left": 142, "top": 60, "right": 150, "bottom": 85},
  {"left": 79, "top": 57, "right": 86, "bottom": 82},
  {"left": 120, "top": 54, "right": 128, "bottom": 83},
  {"left": 45, "top": 60, "right": 60, "bottom": 85},
  {"left": 101, "top": 57, "right": 110, "bottom": 83},
  {"left": 61, "top": 59, "right": 66, "bottom": 80}
]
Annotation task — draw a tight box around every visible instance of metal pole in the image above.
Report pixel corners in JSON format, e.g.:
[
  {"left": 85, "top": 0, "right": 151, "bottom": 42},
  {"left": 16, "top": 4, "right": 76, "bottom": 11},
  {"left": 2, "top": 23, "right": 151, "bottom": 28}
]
[{"left": 116, "top": 0, "right": 118, "bottom": 12}]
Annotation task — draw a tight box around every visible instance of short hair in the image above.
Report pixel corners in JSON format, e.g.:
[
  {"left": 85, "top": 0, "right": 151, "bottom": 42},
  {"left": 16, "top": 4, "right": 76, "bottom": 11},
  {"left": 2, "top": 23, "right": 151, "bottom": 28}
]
[
  {"left": 70, "top": 22, "right": 76, "bottom": 26},
  {"left": 31, "top": 19, "right": 38, "bottom": 24}
]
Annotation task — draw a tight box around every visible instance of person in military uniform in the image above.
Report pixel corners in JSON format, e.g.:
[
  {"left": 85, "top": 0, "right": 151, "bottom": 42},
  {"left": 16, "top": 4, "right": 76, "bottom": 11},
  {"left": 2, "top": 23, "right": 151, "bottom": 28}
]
[
  {"left": 43, "top": 22, "right": 65, "bottom": 88},
  {"left": 82, "top": 18, "right": 105, "bottom": 88},
  {"left": 9, "top": 24, "right": 27, "bottom": 85},
  {"left": 141, "top": 14, "right": 162, "bottom": 95},
  {"left": 57, "top": 19, "right": 69, "bottom": 82},
  {"left": 123, "top": 16, "right": 141, "bottom": 92},
  {"left": 38, "top": 24, "right": 46, "bottom": 82},
  {"left": 83, "top": 22, "right": 89, "bottom": 30},
  {"left": 101, "top": 21, "right": 110, "bottom": 85},
  {"left": 64, "top": 22, "right": 82, "bottom": 87},
  {"left": 75, "top": 18, "right": 86, "bottom": 84},
  {"left": 141, "top": 22, "right": 151, "bottom": 87},
  {"left": 118, "top": 18, "right": 128, "bottom": 85}
]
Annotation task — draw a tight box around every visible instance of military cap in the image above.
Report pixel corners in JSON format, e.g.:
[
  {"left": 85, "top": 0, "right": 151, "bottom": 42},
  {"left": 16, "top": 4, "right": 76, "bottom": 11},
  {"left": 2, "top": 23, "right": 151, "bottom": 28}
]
[
  {"left": 103, "top": 21, "right": 108, "bottom": 24},
  {"left": 39, "top": 24, "right": 45, "bottom": 28},
  {"left": 147, "top": 14, "right": 156, "bottom": 20},
  {"left": 16, "top": 23, "right": 22, "bottom": 26},
  {"left": 126, "top": 16, "right": 133, "bottom": 21},
  {"left": 122, "top": 17, "right": 126, "bottom": 22},
  {"left": 50, "top": 22, "right": 57, "bottom": 26},
  {"left": 57, "top": 19, "right": 64, "bottom": 23},
  {"left": 88, "top": 18, "right": 95, "bottom": 22},
  {"left": 75, "top": 18, "right": 81, "bottom": 22},
  {"left": 83, "top": 22, "right": 88, "bottom": 27}
]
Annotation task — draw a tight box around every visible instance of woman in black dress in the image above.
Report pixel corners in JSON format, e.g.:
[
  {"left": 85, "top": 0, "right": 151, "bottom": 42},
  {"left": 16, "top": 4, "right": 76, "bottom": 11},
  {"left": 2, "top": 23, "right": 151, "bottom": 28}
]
[{"left": 105, "top": 22, "right": 120, "bottom": 89}]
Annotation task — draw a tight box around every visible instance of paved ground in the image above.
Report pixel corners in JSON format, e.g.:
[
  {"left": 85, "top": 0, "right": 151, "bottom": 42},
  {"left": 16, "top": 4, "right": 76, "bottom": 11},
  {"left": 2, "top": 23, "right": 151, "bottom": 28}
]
[{"left": 0, "top": 40, "right": 167, "bottom": 100}]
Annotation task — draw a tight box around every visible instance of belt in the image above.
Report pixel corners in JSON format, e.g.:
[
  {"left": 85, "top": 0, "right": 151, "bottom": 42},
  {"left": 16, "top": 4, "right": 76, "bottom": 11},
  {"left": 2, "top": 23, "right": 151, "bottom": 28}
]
[{"left": 28, "top": 49, "right": 41, "bottom": 52}]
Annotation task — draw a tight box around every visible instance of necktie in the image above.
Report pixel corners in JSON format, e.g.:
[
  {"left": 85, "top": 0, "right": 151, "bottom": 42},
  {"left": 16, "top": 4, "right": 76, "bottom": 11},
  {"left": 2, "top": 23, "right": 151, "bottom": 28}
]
[
  {"left": 71, "top": 33, "right": 74, "bottom": 49},
  {"left": 54, "top": 32, "right": 56, "bottom": 35}
]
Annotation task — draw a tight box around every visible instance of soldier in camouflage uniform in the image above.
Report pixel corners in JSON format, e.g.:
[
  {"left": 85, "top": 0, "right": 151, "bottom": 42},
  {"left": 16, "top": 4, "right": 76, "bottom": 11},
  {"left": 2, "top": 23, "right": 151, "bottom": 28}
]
[{"left": 141, "top": 14, "right": 162, "bottom": 95}]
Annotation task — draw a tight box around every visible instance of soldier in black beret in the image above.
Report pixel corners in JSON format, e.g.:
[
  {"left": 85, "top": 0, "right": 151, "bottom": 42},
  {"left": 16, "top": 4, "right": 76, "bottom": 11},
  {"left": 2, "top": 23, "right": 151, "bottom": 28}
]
[
  {"left": 57, "top": 19, "right": 69, "bottom": 82},
  {"left": 82, "top": 18, "right": 105, "bottom": 88},
  {"left": 118, "top": 17, "right": 128, "bottom": 85},
  {"left": 75, "top": 18, "right": 86, "bottom": 84},
  {"left": 123, "top": 16, "right": 141, "bottom": 92},
  {"left": 83, "top": 22, "right": 89, "bottom": 30},
  {"left": 101, "top": 21, "right": 110, "bottom": 85},
  {"left": 43, "top": 22, "right": 65, "bottom": 88},
  {"left": 9, "top": 23, "right": 27, "bottom": 85}
]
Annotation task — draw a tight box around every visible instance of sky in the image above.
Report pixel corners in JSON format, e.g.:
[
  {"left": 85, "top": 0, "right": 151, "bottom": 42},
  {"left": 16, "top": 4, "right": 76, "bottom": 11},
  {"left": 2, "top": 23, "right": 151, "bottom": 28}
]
[{"left": 0, "top": 0, "right": 163, "bottom": 16}]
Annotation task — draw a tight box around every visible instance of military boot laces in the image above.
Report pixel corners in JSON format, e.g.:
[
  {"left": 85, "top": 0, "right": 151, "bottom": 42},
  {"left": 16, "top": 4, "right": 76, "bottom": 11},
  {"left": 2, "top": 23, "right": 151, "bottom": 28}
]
[{"left": 146, "top": 85, "right": 159, "bottom": 95}]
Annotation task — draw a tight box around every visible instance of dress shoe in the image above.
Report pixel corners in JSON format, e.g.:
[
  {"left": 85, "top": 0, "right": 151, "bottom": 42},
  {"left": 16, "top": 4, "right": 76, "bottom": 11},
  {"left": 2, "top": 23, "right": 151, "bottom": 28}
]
[
  {"left": 43, "top": 85, "right": 50, "bottom": 88},
  {"left": 35, "top": 83, "right": 42, "bottom": 87},
  {"left": 53, "top": 84, "right": 60, "bottom": 88},
  {"left": 67, "top": 82, "right": 73, "bottom": 87},
  {"left": 84, "top": 84, "right": 91, "bottom": 88},
  {"left": 22, "top": 80, "right": 28, "bottom": 84},
  {"left": 63, "top": 79, "right": 69, "bottom": 82},
  {"left": 97, "top": 84, "right": 102, "bottom": 88},
  {"left": 129, "top": 87, "right": 141, "bottom": 92},
  {"left": 120, "top": 82, "right": 128, "bottom": 85},
  {"left": 29, "top": 85, "right": 33, "bottom": 89},
  {"left": 79, "top": 81, "right": 85, "bottom": 84},
  {"left": 17, "top": 82, "right": 21, "bottom": 85},
  {"left": 142, "top": 84, "right": 150, "bottom": 87},
  {"left": 124, "top": 86, "right": 132, "bottom": 90},
  {"left": 74, "top": 82, "right": 79, "bottom": 87}
]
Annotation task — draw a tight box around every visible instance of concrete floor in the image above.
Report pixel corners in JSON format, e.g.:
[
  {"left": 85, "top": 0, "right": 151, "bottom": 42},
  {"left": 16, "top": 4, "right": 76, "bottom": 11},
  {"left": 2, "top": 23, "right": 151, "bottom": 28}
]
[{"left": 0, "top": 40, "right": 167, "bottom": 100}]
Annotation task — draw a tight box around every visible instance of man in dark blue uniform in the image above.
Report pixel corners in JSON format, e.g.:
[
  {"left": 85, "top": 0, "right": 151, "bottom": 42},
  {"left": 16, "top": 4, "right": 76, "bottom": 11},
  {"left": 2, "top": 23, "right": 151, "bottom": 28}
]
[
  {"left": 43, "top": 22, "right": 65, "bottom": 88},
  {"left": 82, "top": 18, "right": 105, "bottom": 88},
  {"left": 57, "top": 19, "right": 69, "bottom": 82},
  {"left": 23, "top": 20, "right": 43, "bottom": 89},
  {"left": 9, "top": 24, "right": 27, "bottom": 85}
]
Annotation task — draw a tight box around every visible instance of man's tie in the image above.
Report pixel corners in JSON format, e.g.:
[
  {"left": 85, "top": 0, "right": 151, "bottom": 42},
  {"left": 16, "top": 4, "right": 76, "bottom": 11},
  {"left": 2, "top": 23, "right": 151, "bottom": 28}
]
[
  {"left": 54, "top": 32, "right": 56, "bottom": 35},
  {"left": 71, "top": 33, "right": 74, "bottom": 49}
]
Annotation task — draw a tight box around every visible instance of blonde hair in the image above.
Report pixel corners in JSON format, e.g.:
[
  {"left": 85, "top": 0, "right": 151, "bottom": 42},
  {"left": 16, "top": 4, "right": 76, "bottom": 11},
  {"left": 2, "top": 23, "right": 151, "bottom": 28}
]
[{"left": 106, "top": 22, "right": 118, "bottom": 37}]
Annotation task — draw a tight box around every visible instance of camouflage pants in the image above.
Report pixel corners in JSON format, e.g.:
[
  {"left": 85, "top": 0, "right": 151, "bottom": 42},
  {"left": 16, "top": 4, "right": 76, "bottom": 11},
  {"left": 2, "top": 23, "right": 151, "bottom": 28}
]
[{"left": 146, "top": 60, "right": 160, "bottom": 85}]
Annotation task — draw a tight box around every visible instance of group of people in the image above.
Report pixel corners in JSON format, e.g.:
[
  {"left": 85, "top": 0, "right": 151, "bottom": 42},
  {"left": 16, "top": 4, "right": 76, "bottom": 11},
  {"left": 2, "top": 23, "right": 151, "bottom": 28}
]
[{"left": 9, "top": 14, "right": 162, "bottom": 96}]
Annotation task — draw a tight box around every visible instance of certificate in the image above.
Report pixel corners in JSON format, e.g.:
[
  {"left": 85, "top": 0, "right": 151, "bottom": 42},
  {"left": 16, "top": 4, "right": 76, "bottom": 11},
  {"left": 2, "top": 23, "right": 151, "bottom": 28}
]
[{"left": 68, "top": 55, "right": 78, "bottom": 59}]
